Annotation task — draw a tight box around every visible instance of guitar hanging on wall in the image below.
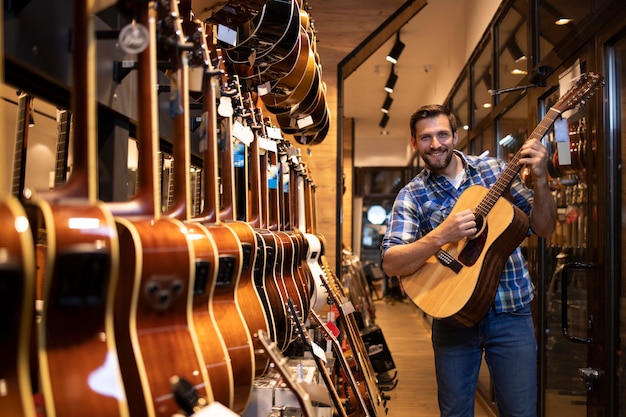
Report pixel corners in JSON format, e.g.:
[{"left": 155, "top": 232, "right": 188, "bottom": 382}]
[{"left": 400, "top": 72, "right": 604, "bottom": 327}]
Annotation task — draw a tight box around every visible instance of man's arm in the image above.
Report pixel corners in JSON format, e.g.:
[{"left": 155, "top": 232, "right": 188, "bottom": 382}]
[
  {"left": 382, "top": 208, "right": 478, "bottom": 277},
  {"left": 518, "top": 138, "right": 557, "bottom": 238}
]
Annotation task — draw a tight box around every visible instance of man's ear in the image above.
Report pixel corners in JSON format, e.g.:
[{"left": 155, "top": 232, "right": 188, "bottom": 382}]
[
  {"left": 410, "top": 136, "right": 417, "bottom": 149},
  {"left": 452, "top": 131, "right": 458, "bottom": 146}
]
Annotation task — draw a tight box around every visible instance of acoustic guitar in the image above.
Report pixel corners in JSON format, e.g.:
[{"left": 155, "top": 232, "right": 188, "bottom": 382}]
[
  {"left": 217, "top": 85, "right": 271, "bottom": 379},
  {"left": 401, "top": 72, "right": 604, "bottom": 327},
  {"left": 110, "top": 2, "right": 213, "bottom": 415},
  {"left": 24, "top": 1, "right": 129, "bottom": 416},
  {"left": 192, "top": 47, "right": 254, "bottom": 414}
]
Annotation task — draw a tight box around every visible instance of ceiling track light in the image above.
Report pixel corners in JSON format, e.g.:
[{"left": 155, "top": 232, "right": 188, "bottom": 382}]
[
  {"left": 379, "top": 113, "right": 389, "bottom": 128},
  {"left": 386, "top": 32, "right": 405, "bottom": 64},
  {"left": 384, "top": 66, "right": 398, "bottom": 93},
  {"left": 381, "top": 94, "right": 393, "bottom": 113}
]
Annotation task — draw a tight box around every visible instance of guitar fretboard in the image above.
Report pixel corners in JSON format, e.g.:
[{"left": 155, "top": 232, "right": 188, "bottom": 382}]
[{"left": 476, "top": 107, "right": 562, "bottom": 217}]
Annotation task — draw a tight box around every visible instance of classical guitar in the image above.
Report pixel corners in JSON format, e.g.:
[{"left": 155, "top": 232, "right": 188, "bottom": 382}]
[
  {"left": 401, "top": 72, "right": 604, "bottom": 327},
  {"left": 24, "top": 1, "right": 129, "bottom": 416}
]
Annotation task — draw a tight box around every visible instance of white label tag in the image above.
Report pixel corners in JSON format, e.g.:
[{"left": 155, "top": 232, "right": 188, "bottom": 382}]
[
  {"left": 257, "top": 81, "right": 271, "bottom": 96},
  {"left": 342, "top": 300, "right": 356, "bottom": 315},
  {"left": 297, "top": 115, "right": 314, "bottom": 129},
  {"left": 216, "top": 25, "right": 237, "bottom": 47},
  {"left": 311, "top": 342, "right": 327, "bottom": 363},
  {"left": 232, "top": 120, "right": 254, "bottom": 146},
  {"left": 266, "top": 126, "right": 283, "bottom": 140},
  {"left": 557, "top": 141, "right": 572, "bottom": 166}
]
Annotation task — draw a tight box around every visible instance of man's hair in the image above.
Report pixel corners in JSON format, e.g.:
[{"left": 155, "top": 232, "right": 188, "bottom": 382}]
[{"left": 409, "top": 104, "right": 457, "bottom": 138}]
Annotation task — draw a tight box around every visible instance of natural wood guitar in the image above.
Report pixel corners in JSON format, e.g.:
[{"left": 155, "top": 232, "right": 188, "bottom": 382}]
[{"left": 401, "top": 72, "right": 604, "bottom": 327}]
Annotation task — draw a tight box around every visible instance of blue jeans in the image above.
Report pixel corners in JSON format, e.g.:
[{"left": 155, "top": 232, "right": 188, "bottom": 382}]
[{"left": 431, "top": 304, "right": 537, "bottom": 417}]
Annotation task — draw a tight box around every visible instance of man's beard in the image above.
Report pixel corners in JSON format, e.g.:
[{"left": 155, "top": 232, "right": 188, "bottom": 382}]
[{"left": 422, "top": 148, "right": 454, "bottom": 173}]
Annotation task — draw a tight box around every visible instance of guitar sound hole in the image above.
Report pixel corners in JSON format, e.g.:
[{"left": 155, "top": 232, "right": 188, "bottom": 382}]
[
  {"left": 216, "top": 255, "right": 236, "bottom": 287},
  {"left": 56, "top": 246, "right": 109, "bottom": 308},
  {"left": 194, "top": 260, "right": 211, "bottom": 295}
]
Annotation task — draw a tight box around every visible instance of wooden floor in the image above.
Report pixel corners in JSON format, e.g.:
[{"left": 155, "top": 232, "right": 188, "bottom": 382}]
[{"left": 373, "top": 296, "right": 492, "bottom": 417}]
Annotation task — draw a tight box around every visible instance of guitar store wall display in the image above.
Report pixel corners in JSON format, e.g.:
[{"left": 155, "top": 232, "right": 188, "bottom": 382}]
[{"left": 1, "top": 1, "right": 396, "bottom": 417}]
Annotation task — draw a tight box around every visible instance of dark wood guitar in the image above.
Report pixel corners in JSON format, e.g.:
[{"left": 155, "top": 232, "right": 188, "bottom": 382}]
[
  {"left": 24, "top": 1, "right": 129, "bottom": 416},
  {"left": 192, "top": 45, "right": 254, "bottom": 414},
  {"left": 217, "top": 86, "right": 271, "bottom": 379},
  {"left": 173, "top": 9, "right": 236, "bottom": 409},
  {"left": 246, "top": 104, "right": 292, "bottom": 352},
  {"left": 401, "top": 72, "right": 604, "bottom": 327}
]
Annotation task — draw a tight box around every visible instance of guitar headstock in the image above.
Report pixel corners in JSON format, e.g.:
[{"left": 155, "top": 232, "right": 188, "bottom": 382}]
[
  {"left": 286, "top": 297, "right": 313, "bottom": 349},
  {"left": 552, "top": 72, "right": 604, "bottom": 114}
]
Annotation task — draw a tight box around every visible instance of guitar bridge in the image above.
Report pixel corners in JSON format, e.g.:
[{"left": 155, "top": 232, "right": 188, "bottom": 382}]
[{"left": 435, "top": 249, "right": 463, "bottom": 273}]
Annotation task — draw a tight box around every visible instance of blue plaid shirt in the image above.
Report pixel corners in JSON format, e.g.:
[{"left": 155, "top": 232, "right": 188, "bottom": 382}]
[{"left": 381, "top": 151, "right": 535, "bottom": 313}]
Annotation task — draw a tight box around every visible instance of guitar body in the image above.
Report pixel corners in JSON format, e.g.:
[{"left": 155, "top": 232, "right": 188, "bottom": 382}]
[
  {"left": 185, "top": 222, "right": 234, "bottom": 409},
  {"left": 202, "top": 223, "right": 255, "bottom": 413},
  {"left": 223, "top": 220, "right": 271, "bottom": 377},
  {"left": 255, "top": 228, "right": 292, "bottom": 351},
  {"left": 0, "top": 198, "right": 36, "bottom": 417},
  {"left": 31, "top": 199, "right": 128, "bottom": 417},
  {"left": 303, "top": 232, "right": 330, "bottom": 314},
  {"left": 272, "top": 230, "right": 307, "bottom": 333},
  {"left": 401, "top": 185, "right": 530, "bottom": 327},
  {"left": 114, "top": 217, "right": 210, "bottom": 417}
]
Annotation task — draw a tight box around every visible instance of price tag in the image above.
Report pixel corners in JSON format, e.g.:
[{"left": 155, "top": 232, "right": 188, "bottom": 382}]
[{"left": 554, "top": 117, "right": 571, "bottom": 166}]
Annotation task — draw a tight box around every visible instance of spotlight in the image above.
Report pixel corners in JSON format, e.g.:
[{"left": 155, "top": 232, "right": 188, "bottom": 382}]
[
  {"left": 384, "top": 67, "right": 398, "bottom": 93},
  {"left": 386, "top": 33, "right": 405, "bottom": 64},
  {"left": 381, "top": 95, "right": 393, "bottom": 113},
  {"left": 379, "top": 113, "right": 389, "bottom": 128}
]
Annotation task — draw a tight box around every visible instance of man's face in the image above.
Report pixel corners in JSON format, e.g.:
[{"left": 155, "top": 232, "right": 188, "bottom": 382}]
[{"left": 410, "top": 114, "right": 458, "bottom": 174}]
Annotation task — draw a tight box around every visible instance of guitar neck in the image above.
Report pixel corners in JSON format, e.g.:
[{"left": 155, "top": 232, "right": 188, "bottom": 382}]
[
  {"left": 309, "top": 309, "right": 372, "bottom": 417},
  {"left": 53, "top": 109, "right": 71, "bottom": 189},
  {"left": 12, "top": 93, "right": 33, "bottom": 199},
  {"left": 286, "top": 299, "right": 348, "bottom": 417},
  {"left": 480, "top": 107, "right": 562, "bottom": 217}
]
